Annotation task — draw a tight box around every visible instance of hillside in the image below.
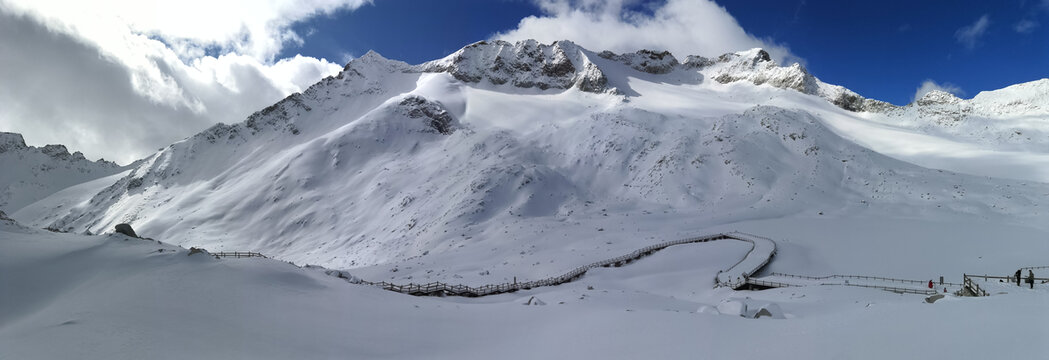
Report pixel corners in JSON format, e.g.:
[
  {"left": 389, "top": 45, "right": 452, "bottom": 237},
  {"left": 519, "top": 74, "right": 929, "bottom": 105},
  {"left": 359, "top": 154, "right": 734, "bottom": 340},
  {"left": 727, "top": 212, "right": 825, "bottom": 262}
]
[{"left": 13, "top": 40, "right": 1049, "bottom": 283}]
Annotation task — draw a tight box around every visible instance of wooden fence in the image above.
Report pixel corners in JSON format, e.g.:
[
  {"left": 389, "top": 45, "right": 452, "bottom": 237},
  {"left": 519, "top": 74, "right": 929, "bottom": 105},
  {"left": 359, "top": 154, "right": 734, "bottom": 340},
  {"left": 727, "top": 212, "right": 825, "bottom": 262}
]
[
  {"left": 351, "top": 233, "right": 744, "bottom": 297},
  {"left": 767, "top": 272, "right": 963, "bottom": 287},
  {"left": 212, "top": 251, "right": 267, "bottom": 259}
]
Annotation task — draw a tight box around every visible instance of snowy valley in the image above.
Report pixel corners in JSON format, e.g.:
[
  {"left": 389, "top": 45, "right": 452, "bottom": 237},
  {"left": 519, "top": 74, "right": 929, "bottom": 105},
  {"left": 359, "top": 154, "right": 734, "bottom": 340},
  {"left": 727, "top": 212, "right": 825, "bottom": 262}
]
[{"left": 4, "top": 40, "right": 1049, "bottom": 359}]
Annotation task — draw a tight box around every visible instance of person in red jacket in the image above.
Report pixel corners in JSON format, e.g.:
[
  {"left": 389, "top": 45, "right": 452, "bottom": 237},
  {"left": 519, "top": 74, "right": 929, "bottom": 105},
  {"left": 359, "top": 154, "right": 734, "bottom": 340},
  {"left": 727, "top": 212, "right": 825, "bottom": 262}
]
[{"left": 928, "top": 280, "right": 933, "bottom": 289}]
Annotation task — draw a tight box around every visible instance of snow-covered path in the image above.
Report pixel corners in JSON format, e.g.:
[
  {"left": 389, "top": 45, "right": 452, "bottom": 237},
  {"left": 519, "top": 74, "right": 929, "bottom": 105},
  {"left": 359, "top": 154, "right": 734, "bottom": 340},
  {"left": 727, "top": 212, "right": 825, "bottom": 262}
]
[
  {"left": 714, "top": 232, "right": 777, "bottom": 288},
  {"left": 352, "top": 231, "right": 778, "bottom": 296}
]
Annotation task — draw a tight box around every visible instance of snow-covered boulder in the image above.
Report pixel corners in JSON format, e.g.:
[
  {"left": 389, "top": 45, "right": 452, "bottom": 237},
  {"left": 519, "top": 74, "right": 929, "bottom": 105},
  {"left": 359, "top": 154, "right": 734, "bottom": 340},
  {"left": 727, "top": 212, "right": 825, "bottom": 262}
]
[{"left": 716, "top": 298, "right": 786, "bottom": 319}]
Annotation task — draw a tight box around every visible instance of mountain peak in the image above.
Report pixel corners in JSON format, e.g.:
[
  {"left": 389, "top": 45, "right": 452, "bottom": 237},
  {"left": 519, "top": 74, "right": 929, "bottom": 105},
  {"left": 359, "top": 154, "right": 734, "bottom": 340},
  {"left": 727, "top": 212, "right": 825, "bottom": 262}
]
[
  {"left": 418, "top": 39, "right": 611, "bottom": 93},
  {"left": 0, "top": 132, "right": 27, "bottom": 152},
  {"left": 915, "top": 90, "right": 962, "bottom": 106},
  {"left": 0, "top": 132, "right": 123, "bottom": 212}
]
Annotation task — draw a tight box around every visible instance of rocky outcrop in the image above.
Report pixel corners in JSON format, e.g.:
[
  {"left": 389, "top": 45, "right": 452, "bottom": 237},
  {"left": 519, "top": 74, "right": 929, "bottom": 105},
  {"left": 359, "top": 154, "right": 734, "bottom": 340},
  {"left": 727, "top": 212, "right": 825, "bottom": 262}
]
[
  {"left": 114, "top": 223, "right": 138, "bottom": 237},
  {"left": 711, "top": 49, "right": 819, "bottom": 95},
  {"left": 418, "top": 40, "right": 612, "bottom": 93},
  {"left": 398, "top": 96, "right": 458, "bottom": 135},
  {"left": 599, "top": 49, "right": 680, "bottom": 74},
  {"left": 0, "top": 132, "right": 29, "bottom": 153}
]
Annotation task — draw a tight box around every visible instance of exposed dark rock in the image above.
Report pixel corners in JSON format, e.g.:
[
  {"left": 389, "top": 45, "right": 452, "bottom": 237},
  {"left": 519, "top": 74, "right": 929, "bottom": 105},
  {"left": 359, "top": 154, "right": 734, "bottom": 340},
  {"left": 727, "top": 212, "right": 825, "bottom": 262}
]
[
  {"left": 755, "top": 49, "right": 772, "bottom": 62},
  {"left": 418, "top": 40, "right": 610, "bottom": 94},
  {"left": 682, "top": 55, "right": 714, "bottom": 69},
  {"left": 600, "top": 49, "right": 680, "bottom": 74},
  {"left": 0, "top": 132, "right": 28, "bottom": 153},
  {"left": 114, "top": 223, "right": 138, "bottom": 237},
  {"left": 400, "top": 96, "right": 456, "bottom": 134},
  {"left": 575, "top": 62, "right": 608, "bottom": 92},
  {"left": 126, "top": 177, "right": 144, "bottom": 190}
]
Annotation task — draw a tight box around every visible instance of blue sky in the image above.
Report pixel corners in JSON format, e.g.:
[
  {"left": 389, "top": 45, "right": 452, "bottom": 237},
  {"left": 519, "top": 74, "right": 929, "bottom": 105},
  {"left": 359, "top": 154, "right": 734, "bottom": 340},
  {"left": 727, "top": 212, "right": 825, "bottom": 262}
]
[
  {"left": 284, "top": 0, "right": 1049, "bottom": 106},
  {"left": 2, "top": 0, "right": 1047, "bottom": 162}
]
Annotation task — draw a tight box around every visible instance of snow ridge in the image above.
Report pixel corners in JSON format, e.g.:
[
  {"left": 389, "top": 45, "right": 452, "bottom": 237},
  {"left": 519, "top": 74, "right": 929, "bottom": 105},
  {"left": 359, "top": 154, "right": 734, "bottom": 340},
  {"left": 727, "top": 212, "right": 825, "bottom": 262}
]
[
  {"left": 0, "top": 132, "right": 124, "bottom": 212},
  {"left": 419, "top": 40, "right": 611, "bottom": 93}
]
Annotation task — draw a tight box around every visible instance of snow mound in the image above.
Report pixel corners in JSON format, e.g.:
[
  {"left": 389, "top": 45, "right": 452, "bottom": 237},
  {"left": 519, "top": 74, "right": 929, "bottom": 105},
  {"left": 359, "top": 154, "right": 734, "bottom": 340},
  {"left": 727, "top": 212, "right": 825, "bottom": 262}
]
[{"left": 716, "top": 298, "right": 787, "bottom": 319}]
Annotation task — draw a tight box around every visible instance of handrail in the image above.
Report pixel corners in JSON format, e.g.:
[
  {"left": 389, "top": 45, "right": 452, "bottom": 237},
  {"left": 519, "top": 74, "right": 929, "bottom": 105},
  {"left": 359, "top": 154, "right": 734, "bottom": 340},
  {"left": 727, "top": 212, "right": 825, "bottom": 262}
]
[
  {"left": 337, "top": 232, "right": 770, "bottom": 297},
  {"left": 208, "top": 234, "right": 1030, "bottom": 299},
  {"left": 212, "top": 251, "right": 267, "bottom": 259},
  {"left": 962, "top": 274, "right": 990, "bottom": 297},
  {"left": 767, "top": 272, "right": 963, "bottom": 287}
]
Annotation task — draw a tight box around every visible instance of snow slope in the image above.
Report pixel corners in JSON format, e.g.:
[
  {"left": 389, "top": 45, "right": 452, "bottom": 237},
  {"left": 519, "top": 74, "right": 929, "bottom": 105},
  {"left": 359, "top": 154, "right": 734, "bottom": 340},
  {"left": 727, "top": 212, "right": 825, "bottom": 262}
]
[
  {"left": 8, "top": 39, "right": 1049, "bottom": 359},
  {"left": 821, "top": 81, "right": 1049, "bottom": 182},
  {"left": 5, "top": 214, "right": 1049, "bottom": 359},
  {"left": 0, "top": 132, "right": 124, "bottom": 213},
  {"left": 17, "top": 40, "right": 1049, "bottom": 281}
]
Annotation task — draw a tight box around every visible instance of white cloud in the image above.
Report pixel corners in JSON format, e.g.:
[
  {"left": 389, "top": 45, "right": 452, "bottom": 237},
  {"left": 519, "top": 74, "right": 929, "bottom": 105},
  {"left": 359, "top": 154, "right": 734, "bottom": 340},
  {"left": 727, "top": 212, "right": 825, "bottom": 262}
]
[
  {"left": 913, "top": 80, "right": 964, "bottom": 103},
  {"left": 1015, "top": 19, "right": 1039, "bottom": 33},
  {"left": 955, "top": 15, "right": 990, "bottom": 49},
  {"left": 1, "top": 0, "right": 370, "bottom": 61},
  {"left": 0, "top": 1, "right": 368, "bottom": 164},
  {"left": 495, "top": 0, "right": 800, "bottom": 65}
]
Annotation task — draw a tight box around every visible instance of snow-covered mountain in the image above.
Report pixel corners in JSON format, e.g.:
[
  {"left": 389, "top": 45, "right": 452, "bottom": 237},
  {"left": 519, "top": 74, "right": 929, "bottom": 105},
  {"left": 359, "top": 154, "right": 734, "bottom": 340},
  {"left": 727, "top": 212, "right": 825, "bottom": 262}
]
[
  {"left": 14, "top": 40, "right": 1049, "bottom": 279},
  {"left": 875, "top": 80, "right": 1049, "bottom": 149},
  {"left": 0, "top": 132, "right": 124, "bottom": 213}
]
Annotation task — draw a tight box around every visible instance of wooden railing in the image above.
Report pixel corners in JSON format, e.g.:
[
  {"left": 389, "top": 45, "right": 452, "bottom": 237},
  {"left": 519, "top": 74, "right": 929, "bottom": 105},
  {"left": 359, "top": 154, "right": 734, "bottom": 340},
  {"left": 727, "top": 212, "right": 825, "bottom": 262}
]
[
  {"left": 209, "top": 236, "right": 1048, "bottom": 299},
  {"left": 743, "top": 279, "right": 796, "bottom": 289},
  {"left": 962, "top": 274, "right": 990, "bottom": 297},
  {"left": 767, "top": 272, "right": 963, "bottom": 287},
  {"left": 839, "top": 283, "right": 938, "bottom": 295},
  {"left": 212, "top": 251, "right": 267, "bottom": 259},
  {"left": 350, "top": 232, "right": 759, "bottom": 297}
]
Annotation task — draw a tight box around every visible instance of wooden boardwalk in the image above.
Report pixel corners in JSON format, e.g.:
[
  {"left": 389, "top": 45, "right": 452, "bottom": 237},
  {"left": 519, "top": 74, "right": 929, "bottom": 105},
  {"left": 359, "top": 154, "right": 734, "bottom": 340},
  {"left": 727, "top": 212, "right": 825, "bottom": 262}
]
[
  {"left": 348, "top": 231, "right": 777, "bottom": 297},
  {"left": 208, "top": 233, "right": 1038, "bottom": 298}
]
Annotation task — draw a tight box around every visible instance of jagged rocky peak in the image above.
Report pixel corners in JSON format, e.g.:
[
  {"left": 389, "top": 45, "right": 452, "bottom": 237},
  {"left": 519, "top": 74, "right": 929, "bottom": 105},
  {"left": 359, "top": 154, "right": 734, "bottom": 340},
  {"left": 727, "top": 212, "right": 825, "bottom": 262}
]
[
  {"left": 599, "top": 49, "right": 680, "bottom": 74},
  {"left": 0, "top": 131, "right": 114, "bottom": 165},
  {"left": 40, "top": 144, "right": 88, "bottom": 162},
  {"left": 418, "top": 39, "right": 611, "bottom": 93},
  {"left": 915, "top": 90, "right": 963, "bottom": 107},
  {"left": 682, "top": 55, "right": 715, "bottom": 69},
  {"left": 711, "top": 48, "right": 818, "bottom": 95},
  {"left": 0, "top": 132, "right": 28, "bottom": 152},
  {"left": 339, "top": 50, "right": 411, "bottom": 76}
]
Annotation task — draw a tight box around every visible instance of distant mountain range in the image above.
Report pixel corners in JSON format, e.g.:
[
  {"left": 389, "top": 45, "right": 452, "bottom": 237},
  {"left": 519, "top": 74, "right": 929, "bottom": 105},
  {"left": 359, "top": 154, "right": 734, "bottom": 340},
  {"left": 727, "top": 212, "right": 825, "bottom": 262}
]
[
  {"left": 0, "top": 132, "right": 124, "bottom": 212},
  {"left": 8, "top": 40, "right": 1049, "bottom": 272}
]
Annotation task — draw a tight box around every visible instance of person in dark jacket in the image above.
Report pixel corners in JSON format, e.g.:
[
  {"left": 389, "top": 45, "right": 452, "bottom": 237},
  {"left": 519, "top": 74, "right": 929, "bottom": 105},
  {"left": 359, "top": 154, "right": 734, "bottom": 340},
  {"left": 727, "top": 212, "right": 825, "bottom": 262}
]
[
  {"left": 1017, "top": 269, "right": 1023, "bottom": 286},
  {"left": 1028, "top": 270, "right": 1036, "bottom": 289}
]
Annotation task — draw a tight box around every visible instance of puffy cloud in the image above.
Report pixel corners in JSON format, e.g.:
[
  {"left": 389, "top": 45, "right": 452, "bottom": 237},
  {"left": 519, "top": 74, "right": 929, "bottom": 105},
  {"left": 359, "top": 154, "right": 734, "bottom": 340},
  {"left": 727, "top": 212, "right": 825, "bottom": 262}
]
[
  {"left": 1014, "top": 19, "right": 1039, "bottom": 33},
  {"left": 494, "top": 0, "right": 800, "bottom": 65},
  {"left": 912, "top": 79, "right": 964, "bottom": 103},
  {"left": 1, "top": 0, "right": 370, "bottom": 61},
  {"left": 955, "top": 15, "right": 990, "bottom": 50},
  {"left": 0, "top": 1, "right": 367, "bottom": 164}
]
